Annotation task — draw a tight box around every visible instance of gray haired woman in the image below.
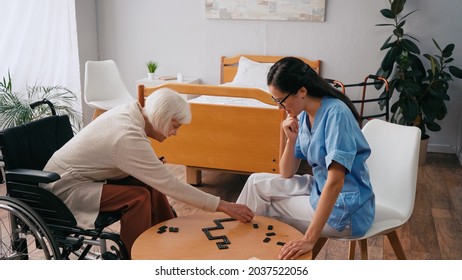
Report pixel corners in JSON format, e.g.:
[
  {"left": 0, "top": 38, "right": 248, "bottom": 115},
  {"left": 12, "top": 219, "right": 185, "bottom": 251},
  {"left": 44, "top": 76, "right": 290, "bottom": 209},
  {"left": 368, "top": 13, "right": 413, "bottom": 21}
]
[{"left": 43, "top": 88, "right": 254, "bottom": 258}]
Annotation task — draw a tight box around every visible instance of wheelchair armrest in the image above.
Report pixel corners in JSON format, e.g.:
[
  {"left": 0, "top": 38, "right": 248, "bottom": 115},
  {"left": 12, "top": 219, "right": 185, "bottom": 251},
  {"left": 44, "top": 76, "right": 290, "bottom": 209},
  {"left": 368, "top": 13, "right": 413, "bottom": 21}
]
[{"left": 5, "top": 168, "right": 60, "bottom": 184}]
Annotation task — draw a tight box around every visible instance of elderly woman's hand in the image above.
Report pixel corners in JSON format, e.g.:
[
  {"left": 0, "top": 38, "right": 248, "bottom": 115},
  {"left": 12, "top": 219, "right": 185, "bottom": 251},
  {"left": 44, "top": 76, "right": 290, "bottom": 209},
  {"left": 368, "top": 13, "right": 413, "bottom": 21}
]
[{"left": 217, "top": 200, "right": 254, "bottom": 223}]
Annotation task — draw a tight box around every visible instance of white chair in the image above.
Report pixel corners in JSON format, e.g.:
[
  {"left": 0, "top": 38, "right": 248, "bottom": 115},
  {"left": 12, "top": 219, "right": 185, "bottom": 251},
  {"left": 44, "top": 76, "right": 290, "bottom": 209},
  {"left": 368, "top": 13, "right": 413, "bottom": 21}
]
[
  {"left": 309, "top": 119, "right": 421, "bottom": 259},
  {"left": 84, "top": 60, "right": 134, "bottom": 119},
  {"left": 279, "top": 119, "right": 420, "bottom": 260}
]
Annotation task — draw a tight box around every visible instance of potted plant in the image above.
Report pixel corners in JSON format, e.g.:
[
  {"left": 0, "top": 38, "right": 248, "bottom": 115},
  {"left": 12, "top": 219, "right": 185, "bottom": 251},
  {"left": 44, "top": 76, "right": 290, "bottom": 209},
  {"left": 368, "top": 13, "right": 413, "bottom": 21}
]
[
  {"left": 146, "top": 60, "right": 158, "bottom": 80},
  {"left": 0, "top": 72, "right": 83, "bottom": 132},
  {"left": 375, "top": 0, "right": 462, "bottom": 164}
]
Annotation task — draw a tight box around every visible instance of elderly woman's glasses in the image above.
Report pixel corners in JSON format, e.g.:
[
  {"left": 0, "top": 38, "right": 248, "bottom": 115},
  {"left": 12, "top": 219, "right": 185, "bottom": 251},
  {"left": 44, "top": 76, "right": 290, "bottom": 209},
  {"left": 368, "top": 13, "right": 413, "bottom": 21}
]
[{"left": 271, "top": 94, "right": 291, "bottom": 109}]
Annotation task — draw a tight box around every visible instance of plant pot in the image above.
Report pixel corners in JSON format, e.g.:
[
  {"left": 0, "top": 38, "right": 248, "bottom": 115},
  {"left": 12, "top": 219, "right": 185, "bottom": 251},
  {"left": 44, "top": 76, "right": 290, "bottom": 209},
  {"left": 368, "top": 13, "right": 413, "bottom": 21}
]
[
  {"left": 148, "top": 73, "right": 156, "bottom": 80},
  {"left": 419, "top": 135, "right": 429, "bottom": 166}
]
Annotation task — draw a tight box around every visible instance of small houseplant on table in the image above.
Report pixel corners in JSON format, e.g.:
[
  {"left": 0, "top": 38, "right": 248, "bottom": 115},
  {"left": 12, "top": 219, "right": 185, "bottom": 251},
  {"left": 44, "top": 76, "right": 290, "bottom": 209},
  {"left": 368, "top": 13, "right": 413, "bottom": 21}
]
[
  {"left": 146, "top": 60, "right": 159, "bottom": 80},
  {"left": 375, "top": 0, "right": 462, "bottom": 164}
]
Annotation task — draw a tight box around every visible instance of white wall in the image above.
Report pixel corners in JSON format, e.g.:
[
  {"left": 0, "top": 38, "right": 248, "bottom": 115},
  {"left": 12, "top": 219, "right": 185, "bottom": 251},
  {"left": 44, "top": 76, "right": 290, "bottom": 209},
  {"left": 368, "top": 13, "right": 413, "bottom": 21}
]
[
  {"left": 77, "top": 0, "right": 462, "bottom": 156},
  {"left": 75, "top": 0, "right": 99, "bottom": 124}
]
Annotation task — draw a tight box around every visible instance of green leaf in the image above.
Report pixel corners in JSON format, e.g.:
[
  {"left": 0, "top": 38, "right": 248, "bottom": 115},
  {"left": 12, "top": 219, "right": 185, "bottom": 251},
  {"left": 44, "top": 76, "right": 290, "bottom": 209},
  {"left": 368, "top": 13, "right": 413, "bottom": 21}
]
[
  {"left": 423, "top": 54, "right": 433, "bottom": 61},
  {"left": 436, "top": 103, "right": 448, "bottom": 120},
  {"left": 382, "top": 46, "right": 400, "bottom": 71},
  {"left": 442, "top": 44, "right": 455, "bottom": 57},
  {"left": 421, "top": 102, "right": 436, "bottom": 122},
  {"left": 449, "top": 66, "right": 462, "bottom": 79},
  {"left": 405, "top": 54, "right": 426, "bottom": 77},
  {"left": 390, "top": 99, "right": 401, "bottom": 113},
  {"left": 429, "top": 56, "right": 438, "bottom": 76},
  {"left": 376, "top": 23, "right": 395, "bottom": 27},
  {"left": 401, "top": 39, "right": 420, "bottom": 54},
  {"left": 432, "top": 38, "right": 442, "bottom": 52},
  {"left": 402, "top": 79, "right": 424, "bottom": 95},
  {"left": 442, "top": 92, "right": 450, "bottom": 101},
  {"left": 391, "top": 0, "right": 406, "bottom": 15},
  {"left": 426, "top": 121, "right": 441, "bottom": 132},
  {"left": 405, "top": 34, "right": 420, "bottom": 43},
  {"left": 380, "top": 9, "right": 395, "bottom": 19},
  {"left": 402, "top": 96, "right": 419, "bottom": 122},
  {"left": 380, "top": 35, "right": 394, "bottom": 50},
  {"left": 394, "top": 27, "right": 404, "bottom": 38},
  {"left": 409, "top": 54, "right": 426, "bottom": 75},
  {"left": 400, "top": 9, "right": 419, "bottom": 21}
]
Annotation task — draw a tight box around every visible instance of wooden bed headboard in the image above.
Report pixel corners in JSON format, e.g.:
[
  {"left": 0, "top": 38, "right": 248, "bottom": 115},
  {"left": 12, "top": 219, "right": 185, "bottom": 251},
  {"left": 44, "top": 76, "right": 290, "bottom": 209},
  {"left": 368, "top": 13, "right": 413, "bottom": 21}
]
[{"left": 220, "top": 54, "right": 321, "bottom": 84}]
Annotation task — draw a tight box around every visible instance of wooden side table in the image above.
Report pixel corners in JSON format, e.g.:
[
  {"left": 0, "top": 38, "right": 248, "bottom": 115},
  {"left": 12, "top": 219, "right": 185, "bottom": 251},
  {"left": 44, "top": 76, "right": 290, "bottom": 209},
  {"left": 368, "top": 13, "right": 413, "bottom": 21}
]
[{"left": 131, "top": 212, "right": 312, "bottom": 260}]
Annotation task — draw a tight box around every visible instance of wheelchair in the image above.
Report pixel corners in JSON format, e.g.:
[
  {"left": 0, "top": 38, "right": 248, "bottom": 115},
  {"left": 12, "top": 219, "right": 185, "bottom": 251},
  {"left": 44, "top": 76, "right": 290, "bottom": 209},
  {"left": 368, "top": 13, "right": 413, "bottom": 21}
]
[{"left": 0, "top": 100, "right": 128, "bottom": 260}]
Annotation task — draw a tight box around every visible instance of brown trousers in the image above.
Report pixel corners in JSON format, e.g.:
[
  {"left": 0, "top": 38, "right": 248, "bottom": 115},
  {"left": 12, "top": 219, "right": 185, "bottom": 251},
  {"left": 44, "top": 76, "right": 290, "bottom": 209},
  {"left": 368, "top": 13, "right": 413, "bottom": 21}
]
[{"left": 99, "top": 177, "right": 175, "bottom": 259}]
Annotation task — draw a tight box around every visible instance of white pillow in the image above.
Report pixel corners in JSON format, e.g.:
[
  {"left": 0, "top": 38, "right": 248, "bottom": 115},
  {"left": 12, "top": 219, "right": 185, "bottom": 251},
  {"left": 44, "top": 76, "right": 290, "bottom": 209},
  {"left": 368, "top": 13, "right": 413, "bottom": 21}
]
[{"left": 230, "top": 56, "right": 273, "bottom": 91}]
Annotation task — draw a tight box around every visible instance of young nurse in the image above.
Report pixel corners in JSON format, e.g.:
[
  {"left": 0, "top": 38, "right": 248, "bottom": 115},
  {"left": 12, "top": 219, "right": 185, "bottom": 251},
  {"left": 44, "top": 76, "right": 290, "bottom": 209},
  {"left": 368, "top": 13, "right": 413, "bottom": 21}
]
[{"left": 237, "top": 57, "right": 375, "bottom": 260}]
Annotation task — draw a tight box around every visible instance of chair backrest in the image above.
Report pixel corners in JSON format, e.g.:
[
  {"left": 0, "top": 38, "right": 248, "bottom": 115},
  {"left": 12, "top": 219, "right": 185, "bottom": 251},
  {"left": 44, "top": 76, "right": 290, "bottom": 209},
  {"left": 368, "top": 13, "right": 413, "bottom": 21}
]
[
  {"left": 84, "top": 59, "right": 131, "bottom": 103},
  {"left": 0, "top": 115, "right": 73, "bottom": 170},
  {"left": 362, "top": 119, "right": 421, "bottom": 221},
  {"left": 0, "top": 115, "right": 77, "bottom": 228}
]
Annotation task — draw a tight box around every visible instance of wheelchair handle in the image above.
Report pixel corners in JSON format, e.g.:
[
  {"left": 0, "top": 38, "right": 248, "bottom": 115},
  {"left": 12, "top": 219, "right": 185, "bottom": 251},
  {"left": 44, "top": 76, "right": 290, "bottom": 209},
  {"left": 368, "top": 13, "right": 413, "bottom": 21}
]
[{"left": 30, "top": 99, "right": 56, "bottom": 116}]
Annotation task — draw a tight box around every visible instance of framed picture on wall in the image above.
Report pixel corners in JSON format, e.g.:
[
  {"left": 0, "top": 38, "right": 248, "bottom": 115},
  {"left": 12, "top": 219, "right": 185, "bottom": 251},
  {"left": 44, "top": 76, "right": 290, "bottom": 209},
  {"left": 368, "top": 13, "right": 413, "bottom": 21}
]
[{"left": 205, "top": 0, "right": 326, "bottom": 22}]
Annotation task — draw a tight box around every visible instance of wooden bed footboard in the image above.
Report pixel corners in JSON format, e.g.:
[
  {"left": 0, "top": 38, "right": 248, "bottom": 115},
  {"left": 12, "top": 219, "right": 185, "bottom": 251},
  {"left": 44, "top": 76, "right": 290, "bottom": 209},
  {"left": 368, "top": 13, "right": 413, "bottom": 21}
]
[{"left": 138, "top": 83, "right": 285, "bottom": 185}]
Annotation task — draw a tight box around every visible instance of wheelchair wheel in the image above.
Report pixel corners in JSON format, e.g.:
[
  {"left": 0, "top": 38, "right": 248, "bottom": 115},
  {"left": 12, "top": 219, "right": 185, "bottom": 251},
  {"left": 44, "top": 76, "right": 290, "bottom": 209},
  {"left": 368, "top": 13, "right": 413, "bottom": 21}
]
[
  {"left": 0, "top": 196, "right": 61, "bottom": 260},
  {"left": 69, "top": 225, "right": 129, "bottom": 260}
]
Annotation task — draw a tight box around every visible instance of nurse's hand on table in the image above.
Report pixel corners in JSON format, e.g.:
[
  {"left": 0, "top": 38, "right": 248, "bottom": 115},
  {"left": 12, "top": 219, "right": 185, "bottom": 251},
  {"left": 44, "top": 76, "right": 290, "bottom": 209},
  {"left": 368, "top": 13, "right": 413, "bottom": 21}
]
[
  {"left": 217, "top": 200, "right": 254, "bottom": 222},
  {"left": 278, "top": 237, "right": 314, "bottom": 260}
]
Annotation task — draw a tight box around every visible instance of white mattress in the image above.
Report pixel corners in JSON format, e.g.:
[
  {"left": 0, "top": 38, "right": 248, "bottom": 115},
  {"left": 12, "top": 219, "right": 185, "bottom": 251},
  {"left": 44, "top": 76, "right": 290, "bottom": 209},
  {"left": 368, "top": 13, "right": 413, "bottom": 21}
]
[{"left": 188, "top": 83, "right": 276, "bottom": 109}]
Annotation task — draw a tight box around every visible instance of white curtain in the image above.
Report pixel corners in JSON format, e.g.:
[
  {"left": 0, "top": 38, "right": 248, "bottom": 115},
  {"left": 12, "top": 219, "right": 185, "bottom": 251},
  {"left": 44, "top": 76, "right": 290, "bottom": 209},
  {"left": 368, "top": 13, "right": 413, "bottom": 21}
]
[{"left": 0, "top": 0, "right": 81, "bottom": 111}]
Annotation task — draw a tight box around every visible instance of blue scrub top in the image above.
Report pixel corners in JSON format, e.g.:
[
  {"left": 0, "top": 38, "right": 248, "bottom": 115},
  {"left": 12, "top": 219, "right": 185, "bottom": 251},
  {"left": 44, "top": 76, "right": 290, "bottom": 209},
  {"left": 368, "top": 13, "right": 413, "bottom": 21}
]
[{"left": 294, "top": 96, "right": 375, "bottom": 237}]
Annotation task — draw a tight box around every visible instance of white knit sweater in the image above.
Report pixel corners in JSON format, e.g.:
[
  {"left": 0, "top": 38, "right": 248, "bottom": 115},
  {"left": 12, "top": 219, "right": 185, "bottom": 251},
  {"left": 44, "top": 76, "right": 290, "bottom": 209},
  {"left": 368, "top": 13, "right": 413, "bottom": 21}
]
[{"left": 43, "top": 101, "right": 220, "bottom": 229}]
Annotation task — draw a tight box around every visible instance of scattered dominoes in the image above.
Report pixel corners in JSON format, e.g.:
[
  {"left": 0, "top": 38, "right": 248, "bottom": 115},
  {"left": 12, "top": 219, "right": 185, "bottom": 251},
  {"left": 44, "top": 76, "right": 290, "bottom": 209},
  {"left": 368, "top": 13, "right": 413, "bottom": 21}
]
[{"left": 157, "top": 225, "right": 168, "bottom": 234}]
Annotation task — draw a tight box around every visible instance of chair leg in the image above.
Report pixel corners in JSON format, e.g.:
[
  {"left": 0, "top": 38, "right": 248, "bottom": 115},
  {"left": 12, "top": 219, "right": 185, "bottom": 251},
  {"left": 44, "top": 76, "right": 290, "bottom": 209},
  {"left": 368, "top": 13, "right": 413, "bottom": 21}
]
[
  {"left": 311, "top": 237, "right": 327, "bottom": 259},
  {"left": 386, "top": 230, "right": 406, "bottom": 260},
  {"left": 348, "top": 241, "right": 356, "bottom": 260},
  {"left": 359, "top": 239, "right": 368, "bottom": 259}
]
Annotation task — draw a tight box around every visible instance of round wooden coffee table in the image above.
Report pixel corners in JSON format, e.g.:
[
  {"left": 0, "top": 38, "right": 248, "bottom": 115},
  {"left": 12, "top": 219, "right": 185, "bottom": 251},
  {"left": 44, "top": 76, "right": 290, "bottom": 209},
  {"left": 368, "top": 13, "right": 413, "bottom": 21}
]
[{"left": 131, "top": 212, "right": 312, "bottom": 260}]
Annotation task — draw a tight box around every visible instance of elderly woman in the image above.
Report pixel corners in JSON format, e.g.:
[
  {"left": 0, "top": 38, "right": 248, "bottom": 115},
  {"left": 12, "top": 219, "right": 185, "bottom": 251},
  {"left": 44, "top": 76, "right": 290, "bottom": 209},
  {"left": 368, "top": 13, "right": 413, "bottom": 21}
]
[{"left": 43, "top": 88, "right": 254, "bottom": 257}]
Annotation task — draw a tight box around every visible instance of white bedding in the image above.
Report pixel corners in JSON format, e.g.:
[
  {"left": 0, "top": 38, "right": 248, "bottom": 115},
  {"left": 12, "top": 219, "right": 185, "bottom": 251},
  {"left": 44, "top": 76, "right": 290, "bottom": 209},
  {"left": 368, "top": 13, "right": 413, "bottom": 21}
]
[
  {"left": 187, "top": 56, "right": 277, "bottom": 108},
  {"left": 188, "top": 83, "right": 276, "bottom": 109}
]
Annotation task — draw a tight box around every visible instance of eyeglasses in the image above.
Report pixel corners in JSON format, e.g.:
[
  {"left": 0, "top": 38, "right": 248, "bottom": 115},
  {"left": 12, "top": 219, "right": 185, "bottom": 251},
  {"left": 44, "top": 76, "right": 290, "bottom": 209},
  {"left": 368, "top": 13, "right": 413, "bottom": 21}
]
[{"left": 271, "top": 94, "right": 291, "bottom": 109}]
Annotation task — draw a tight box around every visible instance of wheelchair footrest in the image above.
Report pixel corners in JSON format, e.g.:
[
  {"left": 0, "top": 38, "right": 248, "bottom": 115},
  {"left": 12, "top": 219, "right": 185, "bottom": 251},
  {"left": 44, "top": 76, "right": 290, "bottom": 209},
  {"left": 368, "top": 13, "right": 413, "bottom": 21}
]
[{"left": 57, "top": 235, "right": 85, "bottom": 251}]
